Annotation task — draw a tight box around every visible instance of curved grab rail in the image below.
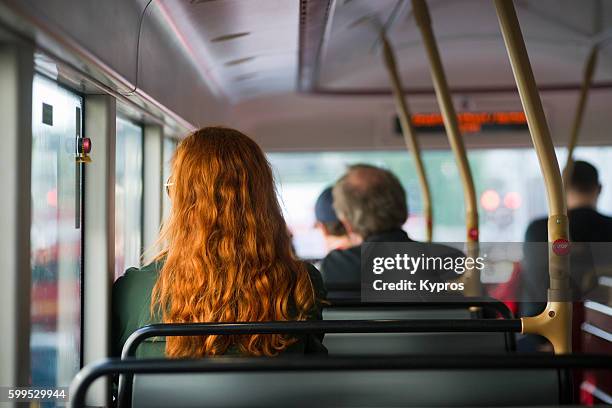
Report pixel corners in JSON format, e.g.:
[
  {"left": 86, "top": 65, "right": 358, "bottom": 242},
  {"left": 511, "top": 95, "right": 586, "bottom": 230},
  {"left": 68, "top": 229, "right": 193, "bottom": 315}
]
[
  {"left": 563, "top": 45, "right": 599, "bottom": 185},
  {"left": 72, "top": 354, "right": 612, "bottom": 408},
  {"left": 411, "top": 0, "right": 481, "bottom": 298},
  {"left": 117, "top": 319, "right": 519, "bottom": 406},
  {"left": 494, "top": 1, "right": 567, "bottom": 220},
  {"left": 494, "top": 0, "right": 571, "bottom": 354},
  {"left": 411, "top": 0, "right": 479, "bottom": 245},
  {"left": 122, "top": 319, "right": 521, "bottom": 359},
  {"left": 380, "top": 31, "right": 434, "bottom": 241},
  {"left": 117, "top": 319, "right": 520, "bottom": 405}
]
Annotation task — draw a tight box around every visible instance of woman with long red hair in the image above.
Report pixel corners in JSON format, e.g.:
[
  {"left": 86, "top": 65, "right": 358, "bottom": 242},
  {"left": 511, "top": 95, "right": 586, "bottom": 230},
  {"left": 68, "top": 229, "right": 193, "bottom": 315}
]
[{"left": 112, "top": 127, "right": 326, "bottom": 357}]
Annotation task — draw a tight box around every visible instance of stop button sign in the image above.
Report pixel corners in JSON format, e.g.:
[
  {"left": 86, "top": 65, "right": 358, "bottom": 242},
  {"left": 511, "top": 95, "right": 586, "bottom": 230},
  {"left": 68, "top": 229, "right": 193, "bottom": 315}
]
[{"left": 552, "top": 238, "right": 570, "bottom": 256}]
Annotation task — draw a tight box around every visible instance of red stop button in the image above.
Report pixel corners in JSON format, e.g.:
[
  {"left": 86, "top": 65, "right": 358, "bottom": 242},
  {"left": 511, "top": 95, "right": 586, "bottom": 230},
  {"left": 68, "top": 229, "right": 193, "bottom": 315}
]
[
  {"left": 552, "top": 238, "right": 570, "bottom": 256},
  {"left": 468, "top": 228, "right": 479, "bottom": 241}
]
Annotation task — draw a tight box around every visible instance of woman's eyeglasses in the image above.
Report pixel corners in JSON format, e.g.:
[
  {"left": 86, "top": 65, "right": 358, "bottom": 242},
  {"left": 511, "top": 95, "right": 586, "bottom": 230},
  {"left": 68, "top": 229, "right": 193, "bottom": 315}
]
[{"left": 164, "top": 179, "right": 174, "bottom": 196}]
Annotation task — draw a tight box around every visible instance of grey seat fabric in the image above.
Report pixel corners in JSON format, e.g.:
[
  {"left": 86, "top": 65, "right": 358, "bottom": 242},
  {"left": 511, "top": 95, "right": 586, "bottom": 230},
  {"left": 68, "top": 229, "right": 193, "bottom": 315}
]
[
  {"left": 132, "top": 369, "right": 560, "bottom": 407},
  {"left": 323, "top": 306, "right": 473, "bottom": 320},
  {"left": 322, "top": 307, "right": 512, "bottom": 354}
]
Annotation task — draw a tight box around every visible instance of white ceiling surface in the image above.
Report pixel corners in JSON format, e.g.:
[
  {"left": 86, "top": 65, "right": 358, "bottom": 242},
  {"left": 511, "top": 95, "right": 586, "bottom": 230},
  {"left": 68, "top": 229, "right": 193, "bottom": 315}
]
[
  {"left": 9, "top": 0, "right": 611, "bottom": 147},
  {"left": 319, "top": 0, "right": 612, "bottom": 90},
  {"left": 163, "top": 0, "right": 612, "bottom": 98},
  {"left": 223, "top": 0, "right": 612, "bottom": 151},
  {"left": 160, "top": 0, "right": 299, "bottom": 102}
]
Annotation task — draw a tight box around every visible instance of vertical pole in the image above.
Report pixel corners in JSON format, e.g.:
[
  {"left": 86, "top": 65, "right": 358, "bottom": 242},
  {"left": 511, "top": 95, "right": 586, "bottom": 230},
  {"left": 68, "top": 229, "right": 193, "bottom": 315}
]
[
  {"left": 0, "top": 43, "right": 34, "bottom": 406},
  {"left": 411, "top": 0, "right": 480, "bottom": 295},
  {"left": 494, "top": 0, "right": 571, "bottom": 354},
  {"left": 563, "top": 46, "right": 598, "bottom": 185},
  {"left": 381, "top": 32, "right": 433, "bottom": 241},
  {"left": 83, "top": 95, "right": 117, "bottom": 404}
]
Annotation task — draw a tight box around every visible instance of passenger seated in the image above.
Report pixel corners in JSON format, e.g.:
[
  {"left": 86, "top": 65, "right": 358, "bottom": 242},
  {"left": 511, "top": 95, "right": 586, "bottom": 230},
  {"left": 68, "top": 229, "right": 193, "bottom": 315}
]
[
  {"left": 520, "top": 160, "right": 609, "bottom": 349},
  {"left": 314, "top": 186, "right": 357, "bottom": 255},
  {"left": 111, "top": 127, "right": 327, "bottom": 358},
  {"left": 320, "top": 164, "right": 463, "bottom": 294}
]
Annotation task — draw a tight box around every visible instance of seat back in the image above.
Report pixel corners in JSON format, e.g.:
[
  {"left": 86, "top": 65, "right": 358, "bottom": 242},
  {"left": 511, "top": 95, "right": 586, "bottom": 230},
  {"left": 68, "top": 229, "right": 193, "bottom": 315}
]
[
  {"left": 132, "top": 369, "right": 560, "bottom": 407},
  {"left": 322, "top": 306, "right": 512, "bottom": 354}
]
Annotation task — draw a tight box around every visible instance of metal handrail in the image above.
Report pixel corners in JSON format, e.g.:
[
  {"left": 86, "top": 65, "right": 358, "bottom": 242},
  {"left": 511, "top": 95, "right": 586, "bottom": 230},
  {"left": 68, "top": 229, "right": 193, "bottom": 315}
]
[
  {"left": 72, "top": 354, "right": 612, "bottom": 408},
  {"left": 381, "top": 31, "right": 434, "bottom": 241},
  {"left": 411, "top": 0, "right": 479, "bottom": 245},
  {"left": 494, "top": 0, "right": 571, "bottom": 353},
  {"left": 122, "top": 319, "right": 522, "bottom": 359},
  {"left": 116, "top": 319, "right": 521, "bottom": 406},
  {"left": 411, "top": 0, "right": 481, "bottom": 299}
]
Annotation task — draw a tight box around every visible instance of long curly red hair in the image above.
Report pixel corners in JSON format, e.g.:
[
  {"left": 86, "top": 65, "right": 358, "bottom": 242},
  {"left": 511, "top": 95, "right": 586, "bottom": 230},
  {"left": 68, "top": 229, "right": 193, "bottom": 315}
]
[{"left": 151, "top": 127, "right": 315, "bottom": 357}]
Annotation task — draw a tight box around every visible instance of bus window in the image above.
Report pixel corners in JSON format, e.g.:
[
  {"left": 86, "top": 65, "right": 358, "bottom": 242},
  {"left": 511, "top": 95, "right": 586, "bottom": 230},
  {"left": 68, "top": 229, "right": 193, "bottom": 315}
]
[
  {"left": 115, "top": 117, "right": 143, "bottom": 279},
  {"left": 269, "top": 147, "right": 612, "bottom": 259},
  {"left": 162, "top": 137, "right": 177, "bottom": 221},
  {"left": 30, "top": 74, "right": 83, "bottom": 388}
]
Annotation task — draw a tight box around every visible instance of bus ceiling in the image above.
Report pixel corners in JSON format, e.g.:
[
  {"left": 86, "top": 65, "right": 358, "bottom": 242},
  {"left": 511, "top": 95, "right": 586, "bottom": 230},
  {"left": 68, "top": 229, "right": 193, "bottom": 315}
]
[{"left": 1, "top": 0, "right": 612, "bottom": 148}]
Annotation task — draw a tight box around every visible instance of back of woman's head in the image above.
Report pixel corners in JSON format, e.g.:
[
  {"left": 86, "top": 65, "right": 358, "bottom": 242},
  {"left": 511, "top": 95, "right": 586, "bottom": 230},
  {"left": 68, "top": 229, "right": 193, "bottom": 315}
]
[{"left": 152, "top": 127, "right": 314, "bottom": 357}]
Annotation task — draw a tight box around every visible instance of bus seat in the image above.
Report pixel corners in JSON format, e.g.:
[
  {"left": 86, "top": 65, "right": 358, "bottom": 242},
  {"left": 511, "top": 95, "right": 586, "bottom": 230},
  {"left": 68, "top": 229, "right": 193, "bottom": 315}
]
[
  {"left": 132, "top": 369, "right": 561, "bottom": 407},
  {"left": 322, "top": 306, "right": 513, "bottom": 354},
  {"left": 323, "top": 306, "right": 472, "bottom": 319}
]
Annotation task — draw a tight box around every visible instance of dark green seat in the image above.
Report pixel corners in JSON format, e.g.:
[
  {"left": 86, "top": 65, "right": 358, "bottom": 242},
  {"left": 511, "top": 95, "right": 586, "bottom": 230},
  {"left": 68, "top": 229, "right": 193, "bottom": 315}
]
[
  {"left": 132, "top": 369, "right": 560, "bottom": 407},
  {"left": 322, "top": 306, "right": 514, "bottom": 354}
]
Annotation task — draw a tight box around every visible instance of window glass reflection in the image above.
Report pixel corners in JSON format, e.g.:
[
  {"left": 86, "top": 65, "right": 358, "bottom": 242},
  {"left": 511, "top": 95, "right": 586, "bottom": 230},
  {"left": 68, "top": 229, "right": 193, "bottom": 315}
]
[
  {"left": 115, "top": 117, "right": 143, "bottom": 279},
  {"left": 30, "top": 74, "right": 83, "bottom": 388}
]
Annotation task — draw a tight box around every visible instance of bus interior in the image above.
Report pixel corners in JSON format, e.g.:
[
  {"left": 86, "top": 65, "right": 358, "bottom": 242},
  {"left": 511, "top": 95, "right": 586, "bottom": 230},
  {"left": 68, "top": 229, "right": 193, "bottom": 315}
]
[{"left": 0, "top": 0, "right": 611, "bottom": 407}]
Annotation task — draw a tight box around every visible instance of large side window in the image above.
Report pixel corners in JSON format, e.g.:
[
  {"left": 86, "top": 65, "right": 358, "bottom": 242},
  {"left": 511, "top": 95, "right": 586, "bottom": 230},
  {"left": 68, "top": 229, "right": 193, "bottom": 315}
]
[
  {"left": 30, "top": 75, "right": 83, "bottom": 387},
  {"left": 115, "top": 117, "right": 143, "bottom": 279},
  {"left": 162, "top": 137, "right": 177, "bottom": 221},
  {"left": 269, "top": 147, "right": 612, "bottom": 259}
]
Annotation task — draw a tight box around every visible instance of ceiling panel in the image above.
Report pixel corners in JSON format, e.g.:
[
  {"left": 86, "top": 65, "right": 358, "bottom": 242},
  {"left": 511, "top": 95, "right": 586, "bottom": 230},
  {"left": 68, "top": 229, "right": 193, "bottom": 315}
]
[
  {"left": 159, "top": 0, "right": 299, "bottom": 101},
  {"left": 152, "top": 0, "right": 612, "bottom": 101},
  {"left": 315, "top": 0, "right": 612, "bottom": 92}
]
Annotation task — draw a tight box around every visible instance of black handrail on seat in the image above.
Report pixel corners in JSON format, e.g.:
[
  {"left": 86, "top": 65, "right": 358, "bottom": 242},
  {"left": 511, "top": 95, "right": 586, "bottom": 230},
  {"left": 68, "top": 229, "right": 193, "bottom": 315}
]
[
  {"left": 117, "top": 319, "right": 521, "bottom": 407},
  {"left": 73, "top": 354, "right": 612, "bottom": 408},
  {"left": 121, "top": 319, "right": 522, "bottom": 359}
]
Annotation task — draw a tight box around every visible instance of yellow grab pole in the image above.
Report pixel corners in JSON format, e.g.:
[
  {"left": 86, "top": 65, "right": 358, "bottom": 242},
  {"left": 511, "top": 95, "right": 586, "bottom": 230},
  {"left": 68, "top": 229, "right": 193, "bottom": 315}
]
[
  {"left": 563, "top": 45, "right": 598, "bottom": 186},
  {"left": 411, "top": 0, "right": 480, "bottom": 296},
  {"left": 381, "top": 32, "right": 434, "bottom": 242},
  {"left": 494, "top": 0, "right": 571, "bottom": 354},
  {"left": 411, "top": 0, "right": 478, "bottom": 244}
]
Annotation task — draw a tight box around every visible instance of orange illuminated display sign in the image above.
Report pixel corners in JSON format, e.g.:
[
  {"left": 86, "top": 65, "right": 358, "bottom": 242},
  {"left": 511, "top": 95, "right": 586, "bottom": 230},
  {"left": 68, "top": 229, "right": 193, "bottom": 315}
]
[{"left": 396, "top": 111, "right": 528, "bottom": 134}]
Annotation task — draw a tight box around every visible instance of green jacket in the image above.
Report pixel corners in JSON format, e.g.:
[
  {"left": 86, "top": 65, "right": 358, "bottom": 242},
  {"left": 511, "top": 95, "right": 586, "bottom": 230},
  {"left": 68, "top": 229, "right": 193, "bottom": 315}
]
[{"left": 111, "top": 260, "right": 328, "bottom": 358}]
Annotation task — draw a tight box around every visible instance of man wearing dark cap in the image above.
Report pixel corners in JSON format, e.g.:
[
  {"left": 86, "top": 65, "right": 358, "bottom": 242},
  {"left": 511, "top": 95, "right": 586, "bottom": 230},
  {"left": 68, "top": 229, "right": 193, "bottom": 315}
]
[{"left": 314, "top": 186, "right": 355, "bottom": 254}]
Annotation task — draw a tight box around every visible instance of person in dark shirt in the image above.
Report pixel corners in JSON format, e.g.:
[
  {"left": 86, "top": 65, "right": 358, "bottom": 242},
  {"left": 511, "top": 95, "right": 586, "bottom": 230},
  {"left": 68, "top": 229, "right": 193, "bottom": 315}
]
[
  {"left": 521, "top": 160, "right": 610, "bottom": 319},
  {"left": 525, "top": 160, "right": 612, "bottom": 243},
  {"left": 320, "top": 164, "right": 463, "bottom": 297}
]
